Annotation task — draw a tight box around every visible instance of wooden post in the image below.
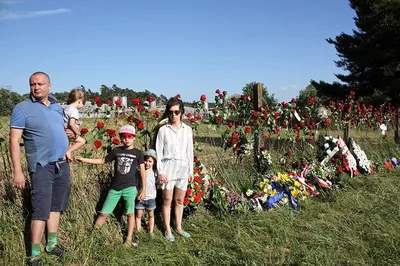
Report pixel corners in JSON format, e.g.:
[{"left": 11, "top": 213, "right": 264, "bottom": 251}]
[{"left": 253, "top": 83, "right": 263, "bottom": 171}]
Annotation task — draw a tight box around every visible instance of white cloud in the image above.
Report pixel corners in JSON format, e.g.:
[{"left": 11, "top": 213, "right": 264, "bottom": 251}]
[
  {"left": 279, "top": 85, "right": 297, "bottom": 91},
  {"left": 0, "top": 8, "right": 71, "bottom": 20}
]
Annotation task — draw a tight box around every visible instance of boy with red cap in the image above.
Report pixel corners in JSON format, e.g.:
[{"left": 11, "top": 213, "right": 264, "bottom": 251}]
[{"left": 75, "top": 125, "right": 145, "bottom": 247}]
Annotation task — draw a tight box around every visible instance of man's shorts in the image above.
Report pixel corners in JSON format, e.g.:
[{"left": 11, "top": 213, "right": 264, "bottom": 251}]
[
  {"left": 101, "top": 186, "right": 137, "bottom": 215},
  {"left": 135, "top": 198, "right": 156, "bottom": 211},
  {"left": 30, "top": 160, "right": 71, "bottom": 220}
]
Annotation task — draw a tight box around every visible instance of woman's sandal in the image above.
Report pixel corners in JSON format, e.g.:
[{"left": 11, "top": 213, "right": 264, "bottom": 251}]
[
  {"left": 175, "top": 230, "right": 191, "bottom": 238},
  {"left": 164, "top": 232, "right": 176, "bottom": 242}
]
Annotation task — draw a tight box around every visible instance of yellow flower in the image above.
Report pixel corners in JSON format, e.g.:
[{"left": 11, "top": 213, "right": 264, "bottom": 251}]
[
  {"left": 271, "top": 189, "right": 279, "bottom": 197},
  {"left": 294, "top": 181, "right": 301, "bottom": 188},
  {"left": 292, "top": 189, "right": 299, "bottom": 198},
  {"left": 259, "top": 183, "right": 265, "bottom": 190}
]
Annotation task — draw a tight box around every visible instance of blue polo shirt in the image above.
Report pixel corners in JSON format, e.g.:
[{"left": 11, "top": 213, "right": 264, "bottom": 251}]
[{"left": 10, "top": 95, "right": 69, "bottom": 173}]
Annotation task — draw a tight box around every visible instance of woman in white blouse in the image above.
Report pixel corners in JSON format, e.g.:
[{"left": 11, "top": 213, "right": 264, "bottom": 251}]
[{"left": 156, "top": 97, "right": 194, "bottom": 242}]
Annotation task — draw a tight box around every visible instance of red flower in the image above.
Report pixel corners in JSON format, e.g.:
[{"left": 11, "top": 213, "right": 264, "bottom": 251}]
[
  {"left": 137, "top": 105, "right": 146, "bottom": 112},
  {"left": 175, "top": 94, "right": 181, "bottom": 99},
  {"left": 195, "top": 114, "right": 202, "bottom": 120},
  {"left": 154, "top": 110, "right": 160, "bottom": 118},
  {"left": 106, "top": 129, "right": 116, "bottom": 137},
  {"left": 132, "top": 98, "right": 141, "bottom": 105},
  {"left": 97, "top": 121, "right": 104, "bottom": 129},
  {"left": 200, "top": 94, "right": 207, "bottom": 101},
  {"left": 94, "top": 140, "right": 102, "bottom": 149},
  {"left": 194, "top": 185, "right": 201, "bottom": 191},
  {"left": 147, "top": 96, "right": 155, "bottom": 103},
  {"left": 96, "top": 100, "right": 102, "bottom": 107},
  {"left": 184, "top": 198, "right": 190, "bottom": 206},
  {"left": 286, "top": 151, "right": 292, "bottom": 157},
  {"left": 112, "top": 138, "right": 120, "bottom": 145},
  {"left": 115, "top": 98, "right": 122, "bottom": 107},
  {"left": 94, "top": 96, "right": 101, "bottom": 103},
  {"left": 215, "top": 89, "right": 221, "bottom": 94},
  {"left": 186, "top": 113, "right": 192, "bottom": 118},
  {"left": 193, "top": 193, "right": 203, "bottom": 203},
  {"left": 186, "top": 188, "right": 193, "bottom": 197},
  {"left": 194, "top": 176, "right": 203, "bottom": 184},
  {"left": 263, "top": 135, "right": 269, "bottom": 141},
  {"left": 245, "top": 127, "right": 251, "bottom": 134},
  {"left": 228, "top": 122, "right": 233, "bottom": 128},
  {"left": 80, "top": 128, "right": 88, "bottom": 134},
  {"left": 107, "top": 99, "right": 112, "bottom": 106},
  {"left": 190, "top": 118, "right": 195, "bottom": 123},
  {"left": 128, "top": 115, "right": 134, "bottom": 122},
  {"left": 137, "top": 121, "right": 144, "bottom": 130},
  {"left": 336, "top": 166, "right": 344, "bottom": 174},
  {"left": 215, "top": 117, "right": 222, "bottom": 124}
]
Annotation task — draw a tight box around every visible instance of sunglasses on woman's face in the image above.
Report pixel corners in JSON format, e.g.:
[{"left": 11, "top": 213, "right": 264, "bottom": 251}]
[{"left": 168, "top": 110, "right": 181, "bottom": 116}]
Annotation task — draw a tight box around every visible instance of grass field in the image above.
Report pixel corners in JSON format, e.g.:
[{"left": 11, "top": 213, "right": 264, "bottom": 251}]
[{"left": 1, "top": 118, "right": 400, "bottom": 265}]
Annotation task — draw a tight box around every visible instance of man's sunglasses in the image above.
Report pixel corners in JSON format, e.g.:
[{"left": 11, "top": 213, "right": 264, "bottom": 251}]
[
  {"left": 119, "top": 133, "right": 135, "bottom": 139},
  {"left": 168, "top": 110, "right": 181, "bottom": 116}
]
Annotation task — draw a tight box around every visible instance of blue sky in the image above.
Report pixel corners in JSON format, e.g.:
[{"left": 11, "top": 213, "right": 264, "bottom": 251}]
[{"left": 0, "top": 0, "right": 356, "bottom": 102}]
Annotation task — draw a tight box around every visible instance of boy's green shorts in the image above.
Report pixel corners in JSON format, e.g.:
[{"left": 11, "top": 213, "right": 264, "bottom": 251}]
[{"left": 101, "top": 186, "right": 137, "bottom": 215}]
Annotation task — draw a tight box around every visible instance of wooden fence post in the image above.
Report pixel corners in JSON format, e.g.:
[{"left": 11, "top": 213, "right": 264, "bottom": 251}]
[{"left": 253, "top": 83, "right": 263, "bottom": 171}]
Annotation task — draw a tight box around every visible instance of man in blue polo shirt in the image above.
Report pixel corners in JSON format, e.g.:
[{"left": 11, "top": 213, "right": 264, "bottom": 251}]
[{"left": 10, "top": 72, "right": 70, "bottom": 266}]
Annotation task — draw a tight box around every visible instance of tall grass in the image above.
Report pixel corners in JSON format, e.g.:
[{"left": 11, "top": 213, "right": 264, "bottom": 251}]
[{"left": 1, "top": 121, "right": 400, "bottom": 265}]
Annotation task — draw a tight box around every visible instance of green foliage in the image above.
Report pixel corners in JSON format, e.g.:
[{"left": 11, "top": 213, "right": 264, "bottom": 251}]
[
  {"left": 0, "top": 88, "right": 25, "bottom": 116},
  {"left": 242, "top": 82, "right": 278, "bottom": 107},
  {"left": 319, "top": 0, "right": 400, "bottom": 106}
]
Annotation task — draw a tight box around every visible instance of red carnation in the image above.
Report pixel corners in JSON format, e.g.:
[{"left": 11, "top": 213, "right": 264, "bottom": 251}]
[
  {"left": 147, "top": 96, "right": 155, "bottom": 103},
  {"left": 106, "top": 129, "right": 116, "bottom": 137},
  {"left": 200, "top": 94, "right": 207, "bottom": 102},
  {"left": 94, "top": 140, "right": 102, "bottom": 149},
  {"left": 137, "top": 121, "right": 144, "bottom": 130},
  {"left": 245, "top": 127, "right": 251, "bottom": 134},
  {"left": 115, "top": 98, "right": 122, "bottom": 107},
  {"left": 186, "top": 188, "right": 193, "bottom": 197},
  {"left": 184, "top": 198, "right": 190, "bottom": 206},
  {"left": 80, "top": 128, "right": 88, "bottom": 134},
  {"left": 97, "top": 121, "right": 104, "bottom": 129},
  {"left": 132, "top": 98, "right": 141, "bottom": 105},
  {"left": 154, "top": 110, "right": 160, "bottom": 118},
  {"left": 112, "top": 138, "right": 120, "bottom": 145}
]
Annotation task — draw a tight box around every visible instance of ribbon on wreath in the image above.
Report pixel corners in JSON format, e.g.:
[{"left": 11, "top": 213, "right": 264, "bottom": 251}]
[
  {"left": 267, "top": 182, "right": 299, "bottom": 210},
  {"left": 391, "top": 157, "right": 400, "bottom": 168}
]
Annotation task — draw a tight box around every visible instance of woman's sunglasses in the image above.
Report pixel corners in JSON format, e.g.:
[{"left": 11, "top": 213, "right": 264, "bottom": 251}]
[{"left": 168, "top": 110, "right": 181, "bottom": 116}]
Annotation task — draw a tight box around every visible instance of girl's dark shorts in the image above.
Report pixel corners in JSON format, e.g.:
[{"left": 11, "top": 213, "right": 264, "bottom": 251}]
[{"left": 30, "top": 160, "right": 71, "bottom": 220}]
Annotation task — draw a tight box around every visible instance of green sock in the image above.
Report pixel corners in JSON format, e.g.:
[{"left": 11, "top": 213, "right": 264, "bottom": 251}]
[
  {"left": 46, "top": 232, "right": 57, "bottom": 251},
  {"left": 31, "top": 243, "right": 41, "bottom": 257}
]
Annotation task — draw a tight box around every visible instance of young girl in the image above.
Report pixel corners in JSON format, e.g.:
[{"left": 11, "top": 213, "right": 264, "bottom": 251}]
[
  {"left": 63, "top": 89, "right": 86, "bottom": 160},
  {"left": 75, "top": 125, "right": 146, "bottom": 248},
  {"left": 135, "top": 149, "right": 158, "bottom": 234}
]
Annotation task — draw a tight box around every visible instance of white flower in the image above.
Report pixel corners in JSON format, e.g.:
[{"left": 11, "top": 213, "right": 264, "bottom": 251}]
[
  {"left": 324, "top": 143, "right": 330, "bottom": 149},
  {"left": 246, "top": 189, "right": 254, "bottom": 197}
]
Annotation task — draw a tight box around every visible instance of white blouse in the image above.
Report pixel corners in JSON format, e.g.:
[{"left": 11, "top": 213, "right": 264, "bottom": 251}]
[{"left": 156, "top": 122, "right": 194, "bottom": 176}]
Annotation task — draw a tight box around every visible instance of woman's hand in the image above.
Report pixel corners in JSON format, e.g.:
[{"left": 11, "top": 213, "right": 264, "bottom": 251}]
[
  {"left": 158, "top": 174, "right": 168, "bottom": 184},
  {"left": 189, "top": 174, "right": 194, "bottom": 183}
]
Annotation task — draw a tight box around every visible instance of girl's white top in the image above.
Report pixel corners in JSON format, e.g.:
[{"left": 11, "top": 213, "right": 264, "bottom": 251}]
[
  {"left": 145, "top": 170, "right": 157, "bottom": 200},
  {"left": 63, "top": 105, "right": 82, "bottom": 128},
  {"left": 156, "top": 122, "right": 194, "bottom": 176}
]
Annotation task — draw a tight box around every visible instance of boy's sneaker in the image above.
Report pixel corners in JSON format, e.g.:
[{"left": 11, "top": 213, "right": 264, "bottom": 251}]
[
  {"left": 46, "top": 245, "right": 66, "bottom": 259},
  {"left": 27, "top": 257, "right": 42, "bottom": 266}
]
